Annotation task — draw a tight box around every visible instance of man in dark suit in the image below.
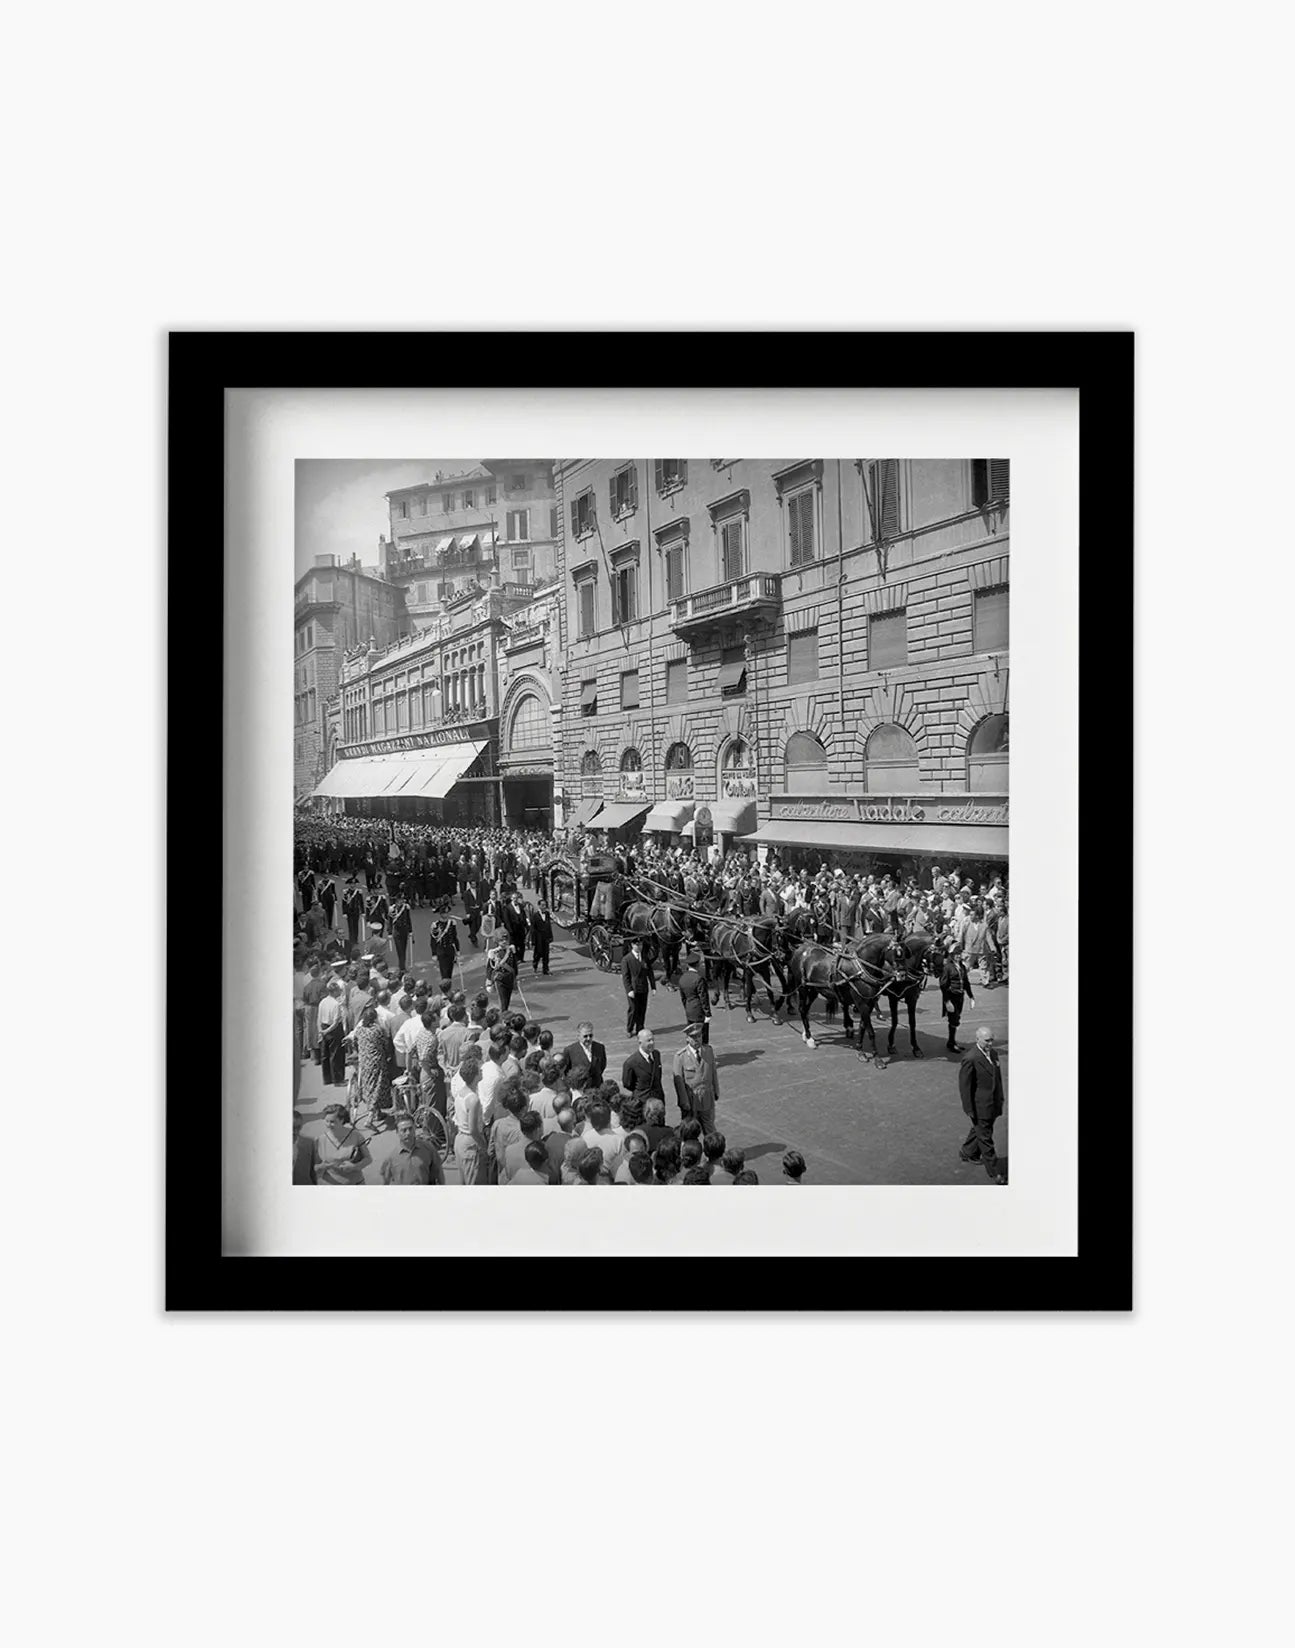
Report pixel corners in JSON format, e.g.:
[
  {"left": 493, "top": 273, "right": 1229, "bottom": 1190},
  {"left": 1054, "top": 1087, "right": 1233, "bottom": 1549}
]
[
  {"left": 562, "top": 1021, "right": 606, "bottom": 1094},
  {"left": 621, "top": 1028, "right": 665, "bottom": 1103},
  {"left": 677, "top": 949, "right": 711, "bottom": 1045},
  {"left": 939, "top": 949, "right": 973, "bottom": 1052},
  {"left": 366, "top": 885, "right": 389, "bottom": 934},
  {"left": 391, "top": 894, "right": 414, "bottom": 974},
  {"left": 958, "top": 1026, "right": 1007, "bottom": 1183},
  {"left": 462, "top": 879, "right": 482, "bottom": 946},
  {"left": 317, "top": 874, "right": 337, "bottom": 932},
  {"left": 621, "top": 935, "right": 657, "bottom": 1036},
  {"left": 341, "top": 878, "right": 365, "bottom": 950},
  {"left": 504, "top": 892, "right": 529, "bottom": 952},
  {"left": 529, "top": 898, "right": 553, "bottom": 975}
]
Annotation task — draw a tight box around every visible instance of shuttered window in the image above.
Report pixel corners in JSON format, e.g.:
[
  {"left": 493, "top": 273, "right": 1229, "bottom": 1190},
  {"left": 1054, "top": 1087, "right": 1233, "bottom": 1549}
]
[
  {"left": 865, "top": 724, "right": 919, "bottom": 794},
  {"left": 654, "top": 459, "right": 686, "bottom": 493},
  {"left": 866, "top": 460, "right": 901, "bottom": 540},
  {"left": 974, "top": 586, "right": 1009, "bottom": 652},
  {"left": 719, "top": 644, "right": 747, "bottom": 696},
  {"left": 550, "top": 506, "right": 559, "bottom": 538},
  {"left": 665, "top": 542, "right": 686, "bottom": 602},
  {"left": 787, "top": 629, "right": 819, "bottom": 686},
  {"left": 578, "top": 581, "right": 596, "bottom": 637},
  {"left": 785, "top": 732, "right": 829, "bottom": 794},
  {"left": 506, "top": 508, "right": 530, "bottom": 541},
  {"left": 611, "top": 563, "right": 637, "bottom": 626},
  {"left": 972, "top": 459, "right": 1010, "bottom": 509},
  {"left": 665, "top": 659, "right": 688, "bottom": 704},
  {"left": 721, "top": 517, "right": 745, "bottom": 581},
  {"left": 620, "top": 670, "right": 640, "bottom": 710},
  {"left": 787, "top": 489, "right": 816, "bottom": 566},
  {"left": 610, "top": 466, "right": 638, "bottom": 516},
  {"left": 579, "top": 679, "right": 598, "bottom": 716},
  {"left": 571, "top": 490, "right": 594, "bottom": 538},
  {"left": 868, "top": 609, "right": 907, "bottom": 669}
]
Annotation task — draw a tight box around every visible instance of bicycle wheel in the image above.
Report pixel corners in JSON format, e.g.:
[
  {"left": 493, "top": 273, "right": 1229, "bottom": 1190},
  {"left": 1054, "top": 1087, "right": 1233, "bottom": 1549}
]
[{"left": 415, "top": 1104, "right": 451, "bottom": 1163}]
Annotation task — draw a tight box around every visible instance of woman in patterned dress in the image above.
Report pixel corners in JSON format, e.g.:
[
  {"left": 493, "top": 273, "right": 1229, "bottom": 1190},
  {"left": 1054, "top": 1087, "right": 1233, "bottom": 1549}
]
[{"left": 353, "top": 1005, "right": 395, "bottom": 1129}]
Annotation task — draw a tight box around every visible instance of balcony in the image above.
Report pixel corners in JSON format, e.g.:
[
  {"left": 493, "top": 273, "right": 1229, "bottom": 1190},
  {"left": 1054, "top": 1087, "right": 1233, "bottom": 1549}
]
[{"left": 669, "top": 573, "right": 781, "bottom": 636}]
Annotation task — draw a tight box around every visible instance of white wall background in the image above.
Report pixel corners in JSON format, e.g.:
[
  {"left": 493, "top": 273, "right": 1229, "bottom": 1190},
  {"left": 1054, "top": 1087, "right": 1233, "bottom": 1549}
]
[{"left": 4, "top": 4, "right": 1287, "bottom": 1648}]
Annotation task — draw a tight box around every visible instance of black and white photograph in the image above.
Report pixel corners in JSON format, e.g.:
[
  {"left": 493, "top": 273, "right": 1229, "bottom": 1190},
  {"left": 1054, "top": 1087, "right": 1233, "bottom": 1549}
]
[{"left": 293, "top": 456, "right": 1010, "bottom": 1189}]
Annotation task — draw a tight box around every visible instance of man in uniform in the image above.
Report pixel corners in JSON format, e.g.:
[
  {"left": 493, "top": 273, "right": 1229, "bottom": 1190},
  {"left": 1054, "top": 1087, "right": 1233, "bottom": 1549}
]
[
  {"left": 390, "top": 892, "right": 414, "bottom": 975},
  {"left": 939, "top": 946, "right": 973, "bottom": 1052},
  {"left": 672, "top": 1021, "right": 720, "bottom": 1132},
  {"left": 621, "top": 934, "right": 657, "bottom": 1037},
  {"left": 462, "top": 877, "right": 483, "bottom": 946},
  {"left": 958, "top": 1026, "right": 1007, "bottom": 1183},
  {"left": 316, "top": 872, "right": 337, "bottom": 932},
  {"left": 341, "top": 877, "right": 365, "bottom": 951},
  {"left": 366, "top": 882, "right": 390, "bottom": 936},
  {"left": 677, "top": 948, "right": 712, "bottom": 1045},
  {"left": 433, "top": 914, "right": 460, "bottom": 996}
]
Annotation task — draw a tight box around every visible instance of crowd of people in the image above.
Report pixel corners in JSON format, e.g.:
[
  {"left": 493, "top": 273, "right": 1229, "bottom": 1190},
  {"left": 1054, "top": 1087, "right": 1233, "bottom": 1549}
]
[{"left": 292, "top": 816, "right": 1009, "bottom": 1186}]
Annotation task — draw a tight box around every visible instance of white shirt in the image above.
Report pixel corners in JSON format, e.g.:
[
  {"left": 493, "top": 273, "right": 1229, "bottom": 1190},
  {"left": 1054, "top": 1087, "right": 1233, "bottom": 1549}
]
[
  {"left": 393, "top": 1016, "right": 424, "bottom": 1062},
  {"left": 479, "top": 1060, "right": 506, "bottom": 1127},
  {"left": 532, "top": 1084, "right": 560, "bottom": 1123}
]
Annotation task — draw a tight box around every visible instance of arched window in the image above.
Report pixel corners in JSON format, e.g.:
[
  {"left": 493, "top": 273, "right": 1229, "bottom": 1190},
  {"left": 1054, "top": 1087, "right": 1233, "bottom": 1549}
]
[
  {"left": 580, "top": 750, "right": 602, "bottom": 799},
  {"left": 785, "top": 731, "right": 829, "bottom": 794},
  {"left": 864, "top": 723, "right": 919, "bottom": 794},
  {"left": 508, "top": 693, "right": 548, "bottom": 751},
  {"left": 967, "top": 714, "right": 1008, "bottom": 792},
  {"left": 664, "top": 741, "right": 693, "bottom": 772},
  {"left": 620, "top": 747, "right": 643, "bottom": 772},
  {"left": 720, "top": 737, "right": 756, "bottom": 797}
]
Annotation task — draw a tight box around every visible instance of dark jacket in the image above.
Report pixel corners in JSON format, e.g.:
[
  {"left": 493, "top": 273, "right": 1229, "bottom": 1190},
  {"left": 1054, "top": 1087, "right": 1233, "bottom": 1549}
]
[
  {"left": 562, "top": 1038, "right": 607, "bottom": 1089},
  {"left": 621, "top": 952, "right": 657, "bottom": 997},
  {"left": 529, "top": 908, "right": 553, "bottom": 944},
  {"left": 677, "top": 967, "right": 709, "bottom": 1023},
  {"left": 958, "top": 1047, "right": 1005, "bottom": 1119},
  {"left": 621, "top": 1048, "right": 665, "bottom": 1101}
]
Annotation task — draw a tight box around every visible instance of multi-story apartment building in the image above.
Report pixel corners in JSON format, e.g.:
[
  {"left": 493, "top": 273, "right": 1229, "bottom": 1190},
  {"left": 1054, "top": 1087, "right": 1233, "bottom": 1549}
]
[
  {"left": 294, "top": 555, "right": 409, "bottom": 798},
  {"left": 314, "top": 582, "right": 543, "bottom": 826},
  {"left": 495, "top": 579, "right": 565, "bottom": 830},
  {"left": 379, "top": 462, "right": 560, "bottom": 625},
  {"left": 553, "top": 458, "right": 1010, "bottom": 881}
]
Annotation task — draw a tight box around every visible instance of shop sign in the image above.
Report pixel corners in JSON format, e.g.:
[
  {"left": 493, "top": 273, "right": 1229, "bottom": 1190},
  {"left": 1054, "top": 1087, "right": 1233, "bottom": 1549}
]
[
  {"left": 619, "top": 770, "right": 647, "bottom": 799},
  {"left": 721, "top": 774, "right": 758, "bottom": 799},
  {"left": 500, "top": 764, "right": 553, "bottom": 778},
  {"left": 665, "top": 774, "right": 695, "bottom": 800},
  {"left": 343, "top": 725, "right": 489, "bottom": 759},
  {"left": 694, "top": 805, "right": 714, "bottom": 832},
  {"left": 769, "top": 794, "right": 1008, "bottom": 826}
]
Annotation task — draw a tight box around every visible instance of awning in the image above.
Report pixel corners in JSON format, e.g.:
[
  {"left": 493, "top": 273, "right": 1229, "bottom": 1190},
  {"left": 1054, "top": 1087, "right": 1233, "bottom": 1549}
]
[
  {"left": 436, "top": 535, "right": 456, "bottom": 554},
  {"left": 459, "top": 533, "right": 480, "bottom": 552},
  {"left": 312, "top": 741, "right": 485, "bottom": 802},
  {"left": 738, "top": 820, "right": 1009, "bottom": 859},
  {"left": 642, "top": 800, "right": 695, "bottom": 833},
  {"left": 567, "top": 798, "right": 603, "bottom": 828},
  {"left": 709, "top": 799, "right": 758, "bottom": 836},
  {"left": 717, "top": 658, "right": 747, "bottom": 693},
  {"left": 579, "top": 680, "right": 599, "bottom": 708},
  {"left": 591, "top": 801, "right": 651, "bottom": 831}
]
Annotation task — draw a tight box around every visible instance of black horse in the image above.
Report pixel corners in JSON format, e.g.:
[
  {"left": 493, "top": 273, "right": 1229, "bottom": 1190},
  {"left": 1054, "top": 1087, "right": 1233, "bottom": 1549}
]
[
  {"left": 618, "top": 897, "right": 692, "bottom": 979},
  {"left": 782, "top": 937, "right": 882, "bottom": 1049},
  {"left": 849, "top": 932, "right": 946, "bottom": 1059},
  {"left": 705, "top": 914, "right": 788, "bottom": 1023}
]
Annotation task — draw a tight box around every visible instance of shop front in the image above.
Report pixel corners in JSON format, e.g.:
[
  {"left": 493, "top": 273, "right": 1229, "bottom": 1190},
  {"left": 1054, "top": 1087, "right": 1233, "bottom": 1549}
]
[
  {"left": 312, "top": 724, "right": 500, "bottom": 828},
  {"left": 642, "top": 773, "right": 696, "bottom": 842},
  {"left": 740, "top": 793, "right": 1008, "bottom": 887},
  {"left": 499, "top": 760, "right": 553, "bottom": 832},
  {"left": 588, "top": 769, "right": 651, "bottom": 844}
]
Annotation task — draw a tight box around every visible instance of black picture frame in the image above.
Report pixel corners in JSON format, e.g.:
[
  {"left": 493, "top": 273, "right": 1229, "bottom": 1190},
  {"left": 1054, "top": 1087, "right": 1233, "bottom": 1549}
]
[{"left": 167, "top": 331, "right": 1132, "bottom": 1312}]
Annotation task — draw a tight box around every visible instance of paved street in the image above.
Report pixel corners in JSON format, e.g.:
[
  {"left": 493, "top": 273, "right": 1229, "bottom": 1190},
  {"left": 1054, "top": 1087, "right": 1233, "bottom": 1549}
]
[{"left": 298, "top": 887, "right": 1008, "bottom": 1185}]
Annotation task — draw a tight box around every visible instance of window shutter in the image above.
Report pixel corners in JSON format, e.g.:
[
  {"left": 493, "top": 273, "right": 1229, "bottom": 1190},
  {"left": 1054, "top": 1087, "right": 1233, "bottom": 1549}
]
[
  {"left": 989, "top": 459, "right": 1010, "bottom": 504},
  {"left": 676, "top": 460, "right": 687, "bottom": 487},
  {"left": 628, "top": 466, "right": 638, "bottom": 509},
  {"left": 609, "top": 475, "right": 618, "bottom": 517},
  {"left": 722, "top": 518, "right": 744, "bottom": 581},
  {"left": 654, "top": 459, "right": 664, "bottom": 494},
  {"left": 788, "top": 496, "right": 803, "bottom": 566},
  {"left": 571, "top": 498, "right": 580, "bottom": 538},
  {"left": 881, "top": 462, "right": 900, "bottom": 535}
]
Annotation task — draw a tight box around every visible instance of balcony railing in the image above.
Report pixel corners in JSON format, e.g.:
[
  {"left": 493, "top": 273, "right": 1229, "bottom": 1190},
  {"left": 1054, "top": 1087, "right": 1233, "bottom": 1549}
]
[{"left": 669, "top": 573, "right": 781, "bottom": 632}]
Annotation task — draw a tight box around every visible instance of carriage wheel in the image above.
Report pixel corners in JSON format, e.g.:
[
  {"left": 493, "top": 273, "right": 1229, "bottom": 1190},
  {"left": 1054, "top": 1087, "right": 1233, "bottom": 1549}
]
[
  {"left": 568, "top": 916, "right": 589, "bottom": 943},
  {"left": 590, "top": 924, "right": 613, "bottom": 971}
]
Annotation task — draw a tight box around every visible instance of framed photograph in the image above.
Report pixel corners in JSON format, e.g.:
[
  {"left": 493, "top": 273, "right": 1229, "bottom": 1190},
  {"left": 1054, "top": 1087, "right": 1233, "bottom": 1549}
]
[{"left": 168, "top": 331, "right": 1131, "bottom": 1311}]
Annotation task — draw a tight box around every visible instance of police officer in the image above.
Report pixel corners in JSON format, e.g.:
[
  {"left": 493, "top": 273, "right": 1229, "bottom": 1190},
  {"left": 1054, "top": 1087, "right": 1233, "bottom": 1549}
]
[
  {"left": 390, "top": 892, "right": 413, "bottom": 974},
  {"left": 433, "top": 915, "right": 460, "bottom": 995},
  {"left": 341, "top": 878, "right": 365, "bottom": 950}
]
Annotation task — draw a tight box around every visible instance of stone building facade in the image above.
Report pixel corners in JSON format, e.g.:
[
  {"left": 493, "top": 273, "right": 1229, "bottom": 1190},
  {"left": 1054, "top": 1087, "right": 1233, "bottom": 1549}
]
[
  {"left": 496, "top": 580, "right": 565, "bottom": 831},
  {"left": 294, "top": 555, "right": 409, "bottom": 799},
  {"left": 552, "top": 458, "right": 1009, "bottom": 878},
  {"left": 379, "top": 462, "right": 559, "bottom": 626}
]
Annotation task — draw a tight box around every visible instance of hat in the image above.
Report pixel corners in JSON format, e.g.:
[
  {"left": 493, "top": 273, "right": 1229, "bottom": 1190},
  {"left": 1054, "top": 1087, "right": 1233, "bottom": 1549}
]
[
  {"left": 368, "top": 920, "right": 383, "bottom": 930},
  {"left": 685, "top": 1021, "right": 703, "bottom": 1037},
  {"left": 329, "top": 957, "right": 347, "bottom": 968}
]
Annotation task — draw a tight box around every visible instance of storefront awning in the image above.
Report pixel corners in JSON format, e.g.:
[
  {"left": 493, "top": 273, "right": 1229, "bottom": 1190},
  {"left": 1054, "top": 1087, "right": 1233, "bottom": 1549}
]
[
  {"left": 709, "top": 799, "right": 758, "bottom": 836},
  {"left": 591, "top": 801, "right": 651, "bottom": 831},
  {"left": 739, "top": 820, "right": 1009, "bottom": 859},
  {"left": 567, "top": 798, "right": 603, "bottom": 828},
  {"left": 312, "top": 741, "right": 485, "bottom": 802},
  {"left": 642, "top": 800, "right": 695, "bottom": 833}
]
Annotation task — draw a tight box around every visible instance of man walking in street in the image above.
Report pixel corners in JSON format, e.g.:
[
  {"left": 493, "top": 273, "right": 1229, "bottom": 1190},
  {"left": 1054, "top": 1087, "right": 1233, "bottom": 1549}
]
[
  {"left": 677, "top": 949, "right": 711, "bottom": 1045},
  {"left": 529, "top": 898, "right": 553, "bottom": 975},
  {"left": 958, "top": 1025, "right": 1007, "bottom": 1183},
  {"left": 621, "top": 934, "right": 657, "bottom": 1037},
  {"left": 341, "top": 878, "right": 365, "bottom": 951},
  {"left": 939, "top": 948, "right": 974, "bottom": 1053},
  {"left": 621, "top": 1027, "right": 665, "bottom": 1103},
  {"left": 390, "top": 892, "right": 413, "bottom": 975}
]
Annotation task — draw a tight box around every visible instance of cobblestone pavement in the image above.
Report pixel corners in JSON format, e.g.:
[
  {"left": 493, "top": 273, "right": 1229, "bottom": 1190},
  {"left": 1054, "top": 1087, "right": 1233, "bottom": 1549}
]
[{"left": 297, "top": 888, "right": 1009, "bottom": 1186}]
